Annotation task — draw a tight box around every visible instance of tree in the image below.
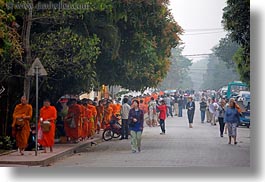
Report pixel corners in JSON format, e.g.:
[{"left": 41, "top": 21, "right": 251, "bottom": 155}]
[
  {"left": 31, "top": 28, "right": 101, "bottom": 101},
  {"left": 93, "top": 0, "right": 183, "bottom": 91},
  {"left": 159, "top": 46, "right": 192, "bottom": 90},
  {"left": 213, "top": 36, "right": 239, "bottom": 68},
  {"left": 201, "top": 55, "right": 239, "bottom": 90},
  {"left": 0, "top": 0, "right": 23, "bottom": 82},
  {"left": 222, "top": 0, "right": 250, "bottom": 85}
]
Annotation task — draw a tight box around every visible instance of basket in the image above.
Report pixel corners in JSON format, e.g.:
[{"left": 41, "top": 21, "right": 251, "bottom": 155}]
[{"left": 41, "top": 121, "right": 51, "bottom": 132}]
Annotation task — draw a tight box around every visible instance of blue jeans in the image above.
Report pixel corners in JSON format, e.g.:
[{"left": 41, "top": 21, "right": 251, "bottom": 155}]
[
  {"left": 187, "top": 110, "right": 194, "bottom": 123},
  {"left": 178, "top": 106, "right": 183, "bottom": 117},
  {"left": 159, "top": 119, "right": 165, "bottom": 133},
  {"left": 200, "top": 110, "right": 206, "bottom": 123}
]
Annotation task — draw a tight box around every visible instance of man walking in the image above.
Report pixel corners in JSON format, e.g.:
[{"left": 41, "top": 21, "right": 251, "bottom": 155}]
[
  {"left": 120, "top": 98, "right": 131, "bottom": 140},
  {"left": 199, "top": 98, "right": 207, "bottom": 123}
]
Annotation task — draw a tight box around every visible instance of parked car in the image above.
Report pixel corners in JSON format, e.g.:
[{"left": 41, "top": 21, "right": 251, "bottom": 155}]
[{"left": 237, "top": 99, "right": 250, "bottom": 128}]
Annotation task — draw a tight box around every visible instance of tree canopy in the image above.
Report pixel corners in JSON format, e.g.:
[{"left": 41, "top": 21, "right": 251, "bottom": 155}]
[
  {"left": 222, "top": 0, "right": 250, "bottom": 85},
  {"left": 159, "top": 46, "right": 192, "bottom": 90},
  {"left": 0, "top": 0, "right": 183, "bottom": 136}
]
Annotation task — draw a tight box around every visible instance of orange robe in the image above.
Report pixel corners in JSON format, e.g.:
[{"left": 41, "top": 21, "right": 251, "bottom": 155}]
[
  {"left": 110, "top": 104, "right": 118, "bottom": 115},
  {"left": 139, "top": 103, "right": 147, "bottom": 114},
  {"left": 116, "top": 104, "right": 121, "bottom": 115},
  {"left": 82, "top": 106, "right": 90, "bottom": 138},
  {"left": 12, "top": 104, "right": 32, "bottom": 149},
  {"left": 64, "top": 104, "right": 82, "bottom": 140},
  {"left": 87, "top": 104, "right": 97, "bottom": 133},
  {"left": 38, "top": 106, "right": 57, "bottom": 147},
  {"left": 103, "top": 106, "right": 113, "bottom": 125},
  {"left": 96, "top": 105, "right": 104, "bottom": 130}
]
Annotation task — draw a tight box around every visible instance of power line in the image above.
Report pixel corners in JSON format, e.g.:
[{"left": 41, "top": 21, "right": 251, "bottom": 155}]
[
  {"left": 184, "top": 31, "right": 225, "bottom": 35},
  {"left": 184, "top": 28, "right": 224, "bottom": 32},
  {"left": 183, "top": 53, "right": 213, "bottom": 57}
]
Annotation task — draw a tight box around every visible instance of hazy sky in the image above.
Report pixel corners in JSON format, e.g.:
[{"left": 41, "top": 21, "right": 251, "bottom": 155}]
[{"left": 169, "top": 0, "right": 227, "bottom": 61}]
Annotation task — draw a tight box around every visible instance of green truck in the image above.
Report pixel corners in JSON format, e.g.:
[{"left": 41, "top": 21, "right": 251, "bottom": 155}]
[{"left": 226, "top": 81, "right": 248, "bottom": 99}]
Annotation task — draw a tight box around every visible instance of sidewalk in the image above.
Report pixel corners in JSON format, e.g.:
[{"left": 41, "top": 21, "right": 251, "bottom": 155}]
[{"left": 0, "top": 137, "right": 101, "bottom": 167}]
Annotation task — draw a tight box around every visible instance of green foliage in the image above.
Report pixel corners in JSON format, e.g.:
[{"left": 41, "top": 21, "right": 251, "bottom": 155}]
[
  {"left": 95, "top": 0, "right": 183, "bottom": 91},
  {"left": 0, "top": 0, "right": 183, "bottom": 137},
  {"left": 31, "top": 27, "right": 101, "bottom": 98},
  {"left": 0, "top": 0, "right": 23, "bottom": 81},
  {"left": 159, "top": 47, "right": 193, "bottom": 90},
  {"left": 201, "top": 55, "right": 240, "bottom": 90},
  {"left": 233, "top": 47, "right": 250, "bottom": 85},
  {"left": 213, "top": 36, "right": 239, "bottom": 68},
  {"left": 0, "top": 136, "right": 15, "bottom": 150},
  {"left": 222, "top": 0, "right": 250, "bottom": 85}
]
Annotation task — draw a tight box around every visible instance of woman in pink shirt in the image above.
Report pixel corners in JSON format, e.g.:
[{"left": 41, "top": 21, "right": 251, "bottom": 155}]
[{"left": 156, "top": 100, "right": 167, "bottom": 135}]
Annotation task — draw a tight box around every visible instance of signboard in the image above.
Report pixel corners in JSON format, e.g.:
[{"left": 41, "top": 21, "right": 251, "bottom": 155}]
[{"left": 27, "top": 58, "right": 47, "bottom": 76}]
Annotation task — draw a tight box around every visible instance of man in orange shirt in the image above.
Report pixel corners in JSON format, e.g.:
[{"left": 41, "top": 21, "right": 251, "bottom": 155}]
[
  {"left": 12, "top": 96, "right": 32, "bottom": 155},
  {"left": 38, "top": 99, "right": 57, "bottom": 153}
]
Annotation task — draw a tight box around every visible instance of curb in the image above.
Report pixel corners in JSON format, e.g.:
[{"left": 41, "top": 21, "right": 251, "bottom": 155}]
[
  {"left": 0, "top": 137, "right": 102, "bottom": 167},
  {"left": 0, "top": 150, "right": 17, "bottom": 156}
]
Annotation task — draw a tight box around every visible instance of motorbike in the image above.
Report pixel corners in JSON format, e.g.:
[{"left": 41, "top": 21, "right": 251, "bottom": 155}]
[{"left": 102, "top": 115, "right": 122, "bottom": 141}]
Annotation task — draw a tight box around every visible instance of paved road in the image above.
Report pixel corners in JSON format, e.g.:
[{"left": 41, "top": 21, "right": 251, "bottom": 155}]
[{"left": 50, "top": 102, "right": 250, "bottom": 167}]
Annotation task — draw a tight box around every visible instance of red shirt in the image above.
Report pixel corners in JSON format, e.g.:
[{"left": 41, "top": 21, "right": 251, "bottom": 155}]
[{"left": 157, "top": 105, "right": 167, "bottom": 120}]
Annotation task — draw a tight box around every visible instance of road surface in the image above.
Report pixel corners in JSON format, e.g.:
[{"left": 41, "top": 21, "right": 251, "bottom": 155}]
[{"left": 50, "top": 102, "right": 250, "bottom": 167}]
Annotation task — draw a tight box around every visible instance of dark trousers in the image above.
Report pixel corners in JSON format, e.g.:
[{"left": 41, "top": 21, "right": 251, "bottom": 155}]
[
  {"left": 187, "top": 110, "right": 194, "bottom": 123},
  {"left": 121, "top": 119, "right": 129, "bottom": 139},
  {"left": 167, "top": 106, "right": 173, "bottom": 117},
  {"left": 200, "top": 110, "right": 206, "bottom": 123},
  {"left": 178, "top": 106, "right": 183, "bottom": 117},
  {"left": 159, "top": 119, "right": 165, "bottom": 133},
  {"left": 218, "top": 117, "right": 225, "bottom": 135}
]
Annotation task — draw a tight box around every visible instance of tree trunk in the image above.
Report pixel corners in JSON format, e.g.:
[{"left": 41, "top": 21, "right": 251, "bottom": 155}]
[{"left": 22, "top": 2, "right": 33, "bottom": 99}]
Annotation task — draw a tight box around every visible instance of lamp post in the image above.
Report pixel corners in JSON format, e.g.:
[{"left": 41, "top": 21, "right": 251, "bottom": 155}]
[{"left": 27, "top": 58, "right": 47, "bottom": 156}]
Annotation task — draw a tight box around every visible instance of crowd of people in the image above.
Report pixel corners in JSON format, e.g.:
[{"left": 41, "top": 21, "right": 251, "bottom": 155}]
[
  {"left": 11, "top": 89, "right": 243, "bottom": 155},
  {"left": 199, "top": 96, "right": 242, "bottom": 144}
]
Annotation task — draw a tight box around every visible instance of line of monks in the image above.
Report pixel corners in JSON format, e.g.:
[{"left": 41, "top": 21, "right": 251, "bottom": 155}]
[
  {"left": 11, "top": 92, "right": 162, "bottom": 155},
  {"left": 63, "top": 98, "right": 121, "bottom": 143},
  {"left": 59, "top": 92, "right": 161, "bottom": 143}
]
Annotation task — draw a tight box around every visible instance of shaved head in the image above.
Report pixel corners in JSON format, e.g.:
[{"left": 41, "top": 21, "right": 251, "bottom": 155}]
[{"left": 21, "top": 96, "right": 28, "bottom": 105}]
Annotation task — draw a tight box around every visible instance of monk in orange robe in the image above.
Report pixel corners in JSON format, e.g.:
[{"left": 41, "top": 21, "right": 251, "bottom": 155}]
[
  {"left": 116, "top": 102, "right": 121, "bottom": 115},
  {"left": 87, "top": 99, "right": 97, "bottom": 138},
  {"left": 109, "top": 100, "right": 118, "bottom": 116},
  {"left": 64, "top": 99, "right": 82, "bottom": 143},
  {"left": 12, "top": 96, "right": 32, "bottom": 155},
  {"left": 38, "top": 99, "right": 57, "bottom": 153},
  {"left": 96, "top": 100, "right": 104, "bottom": 133},
  {"left": 82, "top": 100, "right": 92, "bottom": 139},
  {"left": 103, "top": 101, "right": 113, "bottom": 127}
]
